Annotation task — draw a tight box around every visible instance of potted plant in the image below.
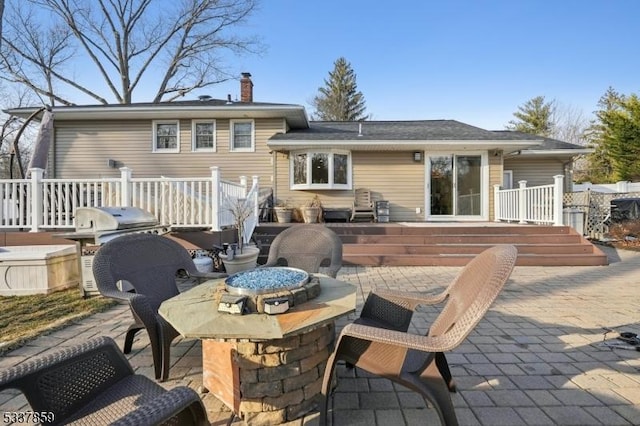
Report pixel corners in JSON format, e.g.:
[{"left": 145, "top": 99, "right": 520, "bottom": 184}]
[
  {"left": 219, "top": 195, "right": 260, "bottom": 274},
  {"left": 273, "top": 200, "right": 293, "bottom": 223},
  {"left": 302, "top": 195, "right": 322, "bottom": 223}
]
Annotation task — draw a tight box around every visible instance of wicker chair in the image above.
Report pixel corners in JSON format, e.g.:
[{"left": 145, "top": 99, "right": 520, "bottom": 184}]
[
  {"left": 93, "top": 233, "right": 226, "bottom": 382},
  {"left": 0, "top": 336, "right": 208, "bottom": 426},
  {"left": 263, "top": 224, "right": 343, "bottom": 278},
  {"left": 320, "top": 245, "right": 518, "bottom": 426}
]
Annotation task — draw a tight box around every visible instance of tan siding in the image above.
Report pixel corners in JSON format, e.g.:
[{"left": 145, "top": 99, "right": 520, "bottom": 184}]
[
  {"left": 53, "top": 118, "right": 282, "bottom": 188},
  {"left": 503, "top": 158, "right": 565, "bottom": 187},
  {"left": 275, "top": 151, "right": 424, "bottom": 222},
  {"left": 488, "top": 153, "right": 503, "bottom": 220}
]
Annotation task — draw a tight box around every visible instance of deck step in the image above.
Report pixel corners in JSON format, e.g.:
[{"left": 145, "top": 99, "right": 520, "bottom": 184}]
[
  {"left": 342, "top": 243, "right": 598, "bottom": 255},
  {"left": 343, "top": 253, "right": 609, "bottom": 267},
  {"left": 253, "top": 224, "right": 609, "bottom": 267}
]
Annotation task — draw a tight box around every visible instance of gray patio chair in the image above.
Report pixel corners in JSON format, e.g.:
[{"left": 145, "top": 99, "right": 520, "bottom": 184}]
[
  {"left": 263, "top": 224, "right": 343, "bottom": 278},
  {"left": 0, "top": 336, "right": 208, "bottom": 426},
  {"left": 92, "top": 233, "right": 226, "bottom": 382},
  {"left": 320, "top": 245, "right": 518, "bottom": 426}
]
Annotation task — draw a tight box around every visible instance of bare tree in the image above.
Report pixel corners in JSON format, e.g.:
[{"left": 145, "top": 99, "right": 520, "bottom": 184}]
[
  {"left": 0, "top": 0, "right": 4, "bottom": 48},
  {"left": 551, "top": 102, "right": 589, "bottom": 146},
  {"left": 1, "top": 2, "right": 75, "bottom": 106},
  {"left": 1, "top": 0, "right": 261, "bottom": 105},
  {"left": 0, "top": 85, "right": 38, "bottom": 178}
]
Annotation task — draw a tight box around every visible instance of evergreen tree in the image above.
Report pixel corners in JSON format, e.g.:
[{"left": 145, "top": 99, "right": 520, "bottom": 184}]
[
  {"left": 506, "top": 96, "right": 556, "bottom": 137},
  {"left": 312, "top": 57, "right": 368, "bottom": 121},
  {"left": 585, "top": 88, "right": 640, "bottom": 182}
]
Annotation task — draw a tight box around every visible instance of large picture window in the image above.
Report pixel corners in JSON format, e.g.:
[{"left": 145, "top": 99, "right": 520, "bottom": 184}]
[
  {"left": 192, "top": 120, "right": 216, "bottom": 151},
  {"left": 290, "top": 150, "right": 352, "bottom": 190},
  {"left": 153, "top": 120, "right": 179, "bottom": 152},
  {"left": 230, "top": 120, "right": 254, "bottom": 152}
]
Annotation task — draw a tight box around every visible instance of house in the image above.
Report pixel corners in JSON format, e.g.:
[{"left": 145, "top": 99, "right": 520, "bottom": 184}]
[{"left": 5, "top": 73, "right": 591, "bottom": 223}]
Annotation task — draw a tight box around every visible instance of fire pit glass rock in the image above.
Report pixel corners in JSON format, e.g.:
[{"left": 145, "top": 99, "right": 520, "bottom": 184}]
[
  {"left": 225, "top": 267, "right": 309, "bottom": 295},
  {"left": 218, "top": 267, "right": 321, "bottom": 315}
]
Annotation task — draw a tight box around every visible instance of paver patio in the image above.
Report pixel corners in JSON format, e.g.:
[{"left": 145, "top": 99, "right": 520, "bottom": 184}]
[{"left": 1, "top": 244, "right": 639, "bottom": 425}]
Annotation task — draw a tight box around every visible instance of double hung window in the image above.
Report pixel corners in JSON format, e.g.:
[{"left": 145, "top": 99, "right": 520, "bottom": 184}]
[
  {"left": 192, "top": 120, "right": 216, "bottom": 151},
  {"left": 153, "top": 120, "right": 179, "bottom": 152},
  {"left": 230, "top": 120, "right": 254, "bottom": 152}
]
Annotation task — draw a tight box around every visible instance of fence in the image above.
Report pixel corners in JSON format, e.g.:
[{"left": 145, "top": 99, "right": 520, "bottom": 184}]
[
  {"left": 572, "top": 181, "right": 640, "bottom": 193},
  {"left": 0, "top": 166, "right": 259, "bottom": 234},
  {"left": 564, "top": 189, "right": 640, "bottom": 239},
  {"left": 494, "top": 175, "right": 564, "bottom": 225}
]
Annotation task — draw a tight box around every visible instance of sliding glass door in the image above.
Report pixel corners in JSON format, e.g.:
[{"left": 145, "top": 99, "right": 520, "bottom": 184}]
[{"left": 427, "top": 153, "right": 485, "bottom": 219}]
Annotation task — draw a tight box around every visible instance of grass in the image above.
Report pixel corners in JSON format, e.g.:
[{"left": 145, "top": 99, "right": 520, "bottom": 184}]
[{"left": 0, "top": 288, "right": 118, "bottom": 355}]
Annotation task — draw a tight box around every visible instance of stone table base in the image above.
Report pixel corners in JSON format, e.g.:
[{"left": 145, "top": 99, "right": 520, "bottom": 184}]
[{"left": 203, "top": 322, "right": 334, "bottom": 425}]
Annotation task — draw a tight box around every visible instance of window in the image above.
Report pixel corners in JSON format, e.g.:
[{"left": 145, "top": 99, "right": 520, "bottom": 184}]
[
  {"left": 290, "top": 150, "right": 352, "bottom": 190},
  {"left": 192, "top": 120, "right": 216, "bottom": 151},
  {"left": 153, "top": 120, "right": 179, "bottom": 152},
  {"left": 502, "top": 170, "right": 513, "bottom": 189},
  {"left": 230, "top": 120, "right": 254, "bottom": 152}
]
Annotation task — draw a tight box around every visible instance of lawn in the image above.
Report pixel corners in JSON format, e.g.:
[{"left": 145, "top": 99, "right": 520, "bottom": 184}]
[{"left": 0, "top": 289, "right": 118, "bottom": 355}]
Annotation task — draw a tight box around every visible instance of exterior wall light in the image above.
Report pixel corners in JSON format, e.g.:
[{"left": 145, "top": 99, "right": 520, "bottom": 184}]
[{"left": 413, "top": 151, "right": 423, "bottom": 162}]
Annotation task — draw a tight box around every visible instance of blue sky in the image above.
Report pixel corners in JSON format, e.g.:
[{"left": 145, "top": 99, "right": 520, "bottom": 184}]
[{"left": 196, "top": 0, "right": 639, "bottom": 130}]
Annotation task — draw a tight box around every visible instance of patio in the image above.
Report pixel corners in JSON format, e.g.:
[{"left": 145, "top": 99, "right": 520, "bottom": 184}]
[{"left": 1, "top": 244, "right": 639, "bottom": 425}]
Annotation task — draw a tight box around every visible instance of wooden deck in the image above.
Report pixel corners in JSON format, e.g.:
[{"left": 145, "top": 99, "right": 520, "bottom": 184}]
[
  {"left": 0, "top": 222, "right": 609, "bottom": 267},
  {"left": 254, "top": 223, "right": 609, "bottom": 267}
]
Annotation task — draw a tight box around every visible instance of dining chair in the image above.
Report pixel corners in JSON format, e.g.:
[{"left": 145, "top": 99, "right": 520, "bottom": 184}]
[
  {"left": 0, "top": 336, "right": 208, "bottom": 425},
  {"left": 93, "top": 233, "right": 226, "bottom": 382},
  {"left": 320, "top": 245, "right": 518, "bottom": 426},
  {"left": 263, "top": 224, "right": 343, "bottom": 278}
]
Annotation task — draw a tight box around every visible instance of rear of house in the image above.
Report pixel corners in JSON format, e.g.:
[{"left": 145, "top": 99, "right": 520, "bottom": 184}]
[{"left": 5, "top": 75, "right": 590, "bottom": 223}]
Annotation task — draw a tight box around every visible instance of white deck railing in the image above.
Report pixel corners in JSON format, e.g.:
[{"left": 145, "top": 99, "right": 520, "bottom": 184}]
[
  {"left": 0, "top": 166, "right": 259, "bottom": 233},
  {"left": 494, "top": 175, "right": 564, "bottom": 225}
]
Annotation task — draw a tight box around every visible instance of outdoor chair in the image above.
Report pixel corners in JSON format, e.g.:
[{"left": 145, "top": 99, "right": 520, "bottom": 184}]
[
  {"left": 350, "top": 188, "right": 376, "bottom": 222},
  {"left": 93, "top": 233, "right": 226, "bottom": 382},
  {"left": 263, "top": 224, "right": 343, "bottom": 278},
  {"left": 320, "top": 245, "right": 518, "bottom": 426},
  {"left": 0, "top": 336, "right": 208, "bottom": 426}
]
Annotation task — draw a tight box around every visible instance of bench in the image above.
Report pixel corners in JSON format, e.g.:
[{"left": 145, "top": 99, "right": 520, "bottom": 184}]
[{"left": 322, "top": 208, "right": 351, "bottom": 223}]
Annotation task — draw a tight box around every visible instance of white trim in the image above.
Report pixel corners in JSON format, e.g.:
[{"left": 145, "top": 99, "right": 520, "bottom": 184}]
[
  {"left": 230, "top": 119, "right": 255, "bottom": 152},
  {"left": 508, "top": 149, "right": 593, "bottom": 156},
  {"left": 8, "top": 105, "right": 309, "bottom": 129},
  {"left": 425, "top": 151, "right": 489, "bottom": 221},
  {"left": 269, "top": 139, "right": 540, "bottom": 147},
  {"left": 191, "top": 119, "right": 216, "bottom": 152},
  {"left": 152, "top": 120, "right": 180, "bottom": 153},
  {"left": 290, "top": 149, "right": 352, "bottom": 190}
]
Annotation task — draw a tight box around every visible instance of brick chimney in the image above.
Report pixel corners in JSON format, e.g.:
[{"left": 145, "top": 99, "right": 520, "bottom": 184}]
[{"left": 240, "top": 72, "right": 253, "bottom": 103}]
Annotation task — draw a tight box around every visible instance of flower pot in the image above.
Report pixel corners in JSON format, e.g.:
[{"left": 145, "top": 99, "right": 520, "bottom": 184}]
[
  {"left": 219, "top": 246, "right": 260, "bottom": 274},
  {"left": 274, "top": 207, "right": 292, "bottom": 223},
  {"left": 303, "top": 207, "right": 321, "bottom": 223}
]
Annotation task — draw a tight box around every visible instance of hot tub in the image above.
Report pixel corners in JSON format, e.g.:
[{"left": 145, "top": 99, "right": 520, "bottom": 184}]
[{"left": 0, "top": 245, "right": 79, "bottom": 295}]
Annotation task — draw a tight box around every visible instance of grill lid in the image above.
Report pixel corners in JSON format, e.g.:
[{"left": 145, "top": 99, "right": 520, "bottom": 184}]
[{"left": 75, "top": 206, "right": 157, "bottom": 232}]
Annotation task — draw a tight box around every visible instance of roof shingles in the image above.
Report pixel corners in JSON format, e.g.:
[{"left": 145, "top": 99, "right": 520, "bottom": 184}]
[{"left": 272, "top": 120, "right": 543, "bottom": 141}]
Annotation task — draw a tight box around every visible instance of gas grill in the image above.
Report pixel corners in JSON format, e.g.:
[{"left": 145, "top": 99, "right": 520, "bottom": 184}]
[
  {"left": 58, "top": 206, "right": 169, "bottom": 295},
  {"left": 72, "top": 206, "right": 166, "bottom": 244}
]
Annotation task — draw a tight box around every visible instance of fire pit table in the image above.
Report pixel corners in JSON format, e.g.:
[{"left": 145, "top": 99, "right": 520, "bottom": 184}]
[{"left": 158, "top": 269, "right": 356, "bottom": 425}]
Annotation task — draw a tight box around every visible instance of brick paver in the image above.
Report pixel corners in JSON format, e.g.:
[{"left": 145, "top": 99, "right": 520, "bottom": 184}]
[{"left": 1, "top": 245, "right": 639, "bottom": 425}]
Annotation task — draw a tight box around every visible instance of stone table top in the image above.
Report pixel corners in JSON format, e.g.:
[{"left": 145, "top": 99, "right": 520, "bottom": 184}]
[{"left": 159, "top": 274, "right": 356, "bottom": 340}]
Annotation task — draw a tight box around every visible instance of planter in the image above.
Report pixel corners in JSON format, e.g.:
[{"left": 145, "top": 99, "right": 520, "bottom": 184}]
[
  {"left": 219, "top": 246, "right": 260, "bottom": 275},
  {"left": 303, "top": 207, "right": 321, "bottom": 223},
  {"left": 274, "top": 207, "right": 292, "bottom": 223}
]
